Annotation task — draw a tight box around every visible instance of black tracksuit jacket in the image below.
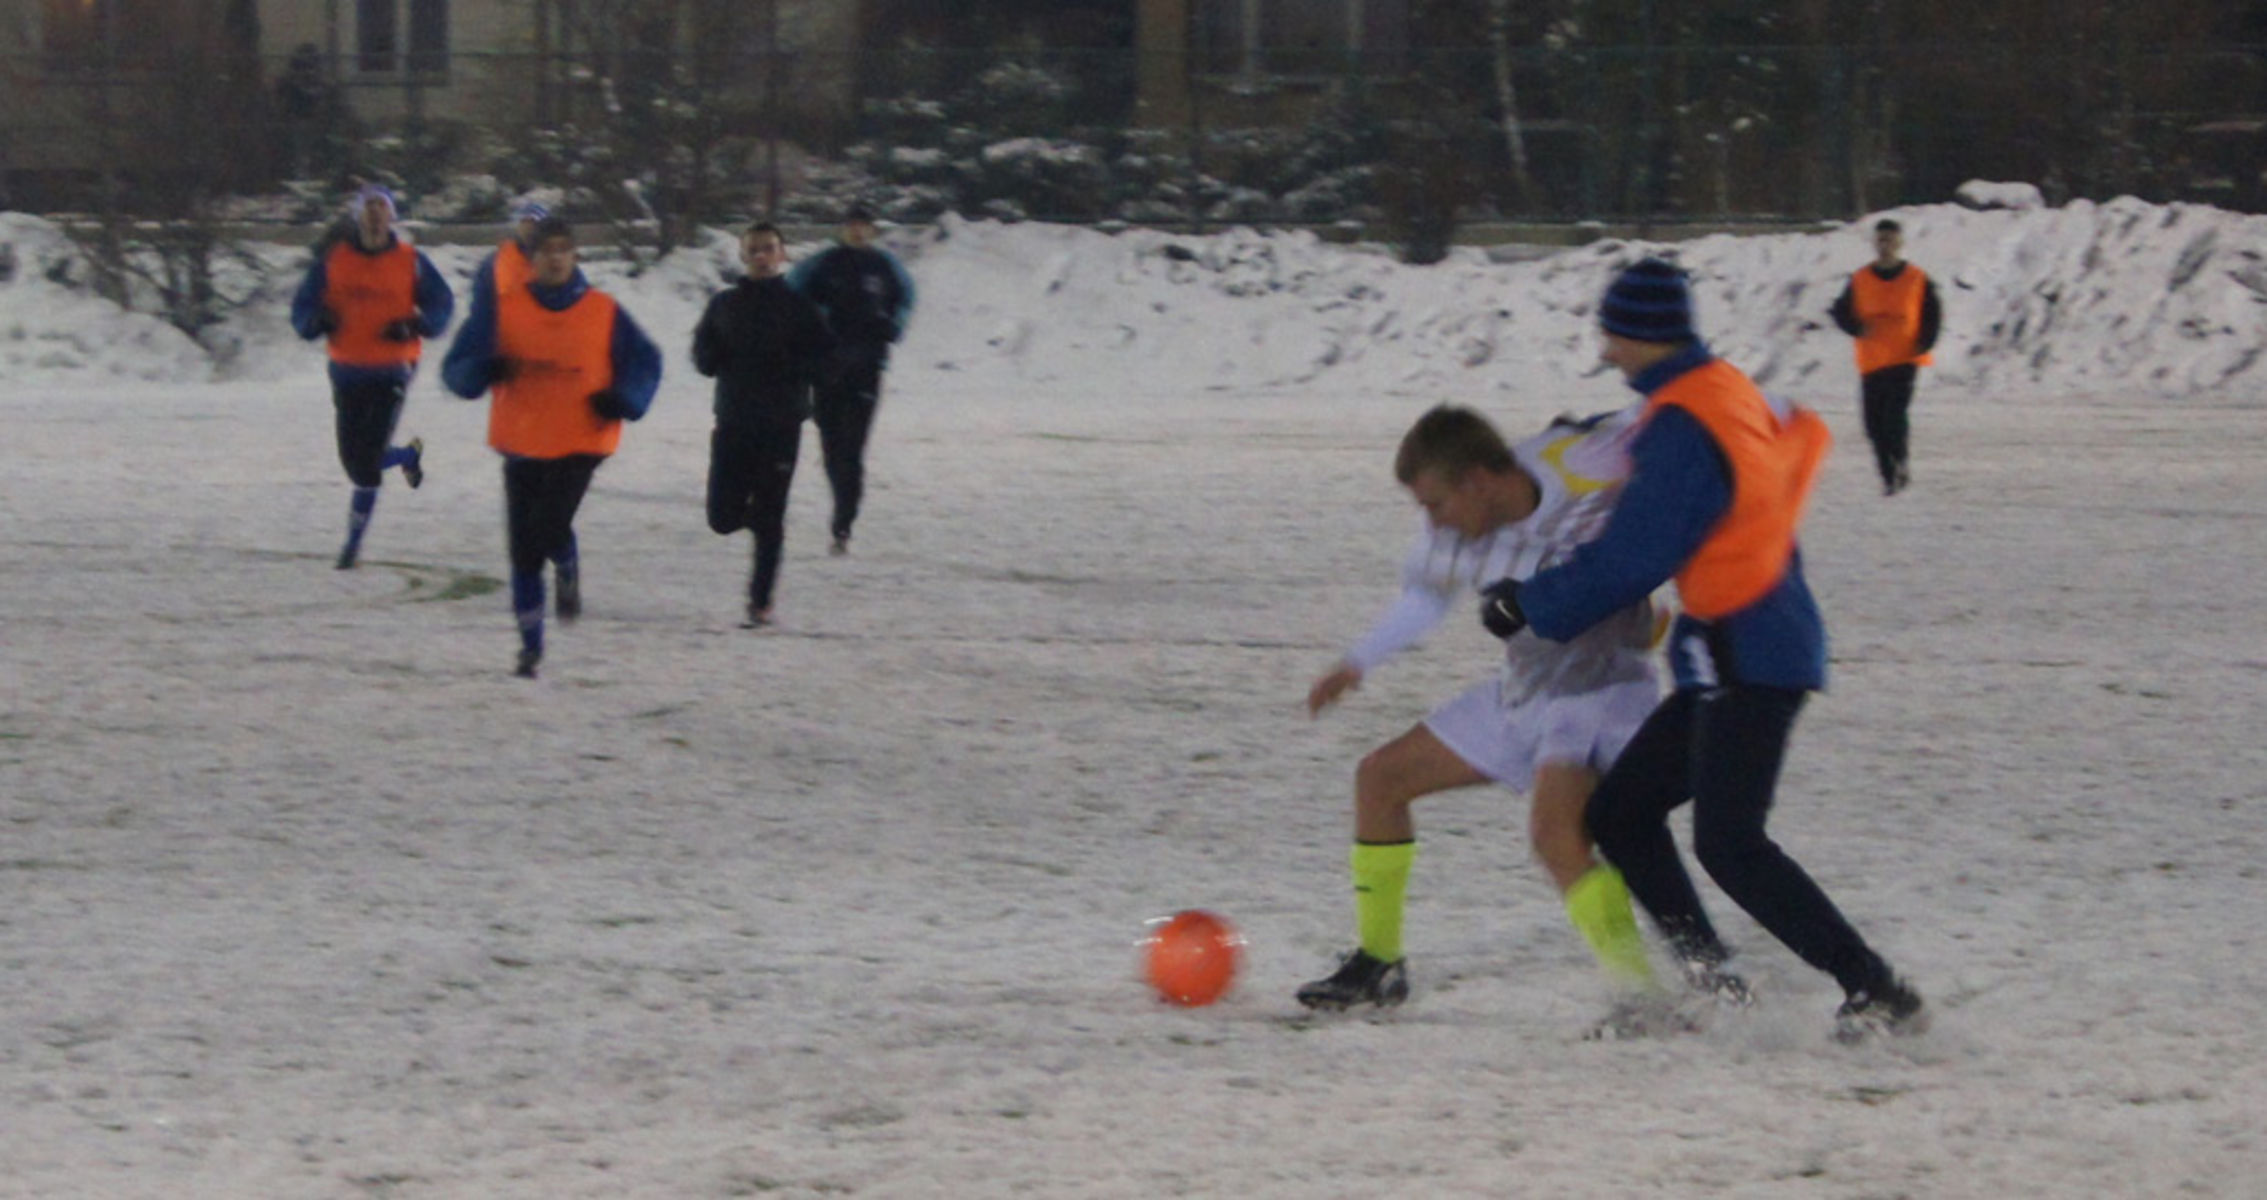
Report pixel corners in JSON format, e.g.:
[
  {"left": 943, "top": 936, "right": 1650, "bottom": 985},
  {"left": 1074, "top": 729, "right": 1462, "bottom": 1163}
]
[{"left": 690, "top": 275, "right": 833, "bottom": 427}]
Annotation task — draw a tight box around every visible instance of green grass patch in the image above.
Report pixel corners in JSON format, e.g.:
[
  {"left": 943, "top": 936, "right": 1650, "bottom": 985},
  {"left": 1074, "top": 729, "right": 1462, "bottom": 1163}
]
[{"left": 412, "top": 569, "right": 504, "bottom": 603}]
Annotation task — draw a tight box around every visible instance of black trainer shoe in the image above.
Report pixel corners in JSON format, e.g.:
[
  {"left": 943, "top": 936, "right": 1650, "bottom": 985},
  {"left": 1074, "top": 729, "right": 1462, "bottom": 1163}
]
[
  {"left": 513, "top": 648, "right": 541, "bottom": 679},
  {"left": 829, "top": 533, "right": 850, "bottom": 557},
  {"left": 1833, "top": 978, "right": 1927, "bottom": 1043},
  {"left": 402, "top": 437, "right": 425, "bottom": 489},
  {"left": 335, "top": 543, "right": 358, "bottom": 570},
  {"left": 1680, "top": 957, "right": 1756, "bottom": 1009},
  {"left": 555, "top": 570, "right": 581, "bottom": 622},
  {"left": 1295, "top": 949, "right": 1409, "bottom": 1011},
  {"left": 743, "top": 602, "right": 773, "bottom": 628}
]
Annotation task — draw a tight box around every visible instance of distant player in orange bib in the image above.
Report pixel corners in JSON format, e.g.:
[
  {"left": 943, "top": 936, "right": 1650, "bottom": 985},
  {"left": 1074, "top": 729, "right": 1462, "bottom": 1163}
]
[
  {"left": 1829, "top": 218, "right": 1941, "bottom": 496},
  {"left": 441, "top": 216, "right": 663, "bottom": 679},
  {"left": 464, "top": 197, "right": 547, "bottom": 329},
  {"left": 289, "top": 184, "right": 455, "bottom": 568}
]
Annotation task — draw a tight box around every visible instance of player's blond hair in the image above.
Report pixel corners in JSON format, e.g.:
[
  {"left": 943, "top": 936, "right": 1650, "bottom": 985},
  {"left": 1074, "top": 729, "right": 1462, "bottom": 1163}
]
[{"left": 1395, "top": 405, "right": 1516, "bottom": 485}]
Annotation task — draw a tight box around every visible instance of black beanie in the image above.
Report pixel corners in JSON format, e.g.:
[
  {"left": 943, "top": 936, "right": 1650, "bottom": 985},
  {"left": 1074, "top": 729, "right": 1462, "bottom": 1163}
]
[{"left": 1599, "top": 257, "right": 1696, "bottom": 343}]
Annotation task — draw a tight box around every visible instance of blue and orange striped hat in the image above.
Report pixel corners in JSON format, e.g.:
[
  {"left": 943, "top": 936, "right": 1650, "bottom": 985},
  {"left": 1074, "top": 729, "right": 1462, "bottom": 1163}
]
[{"left": 1599, "top": 257, "right": 1695, "bottom": 344}]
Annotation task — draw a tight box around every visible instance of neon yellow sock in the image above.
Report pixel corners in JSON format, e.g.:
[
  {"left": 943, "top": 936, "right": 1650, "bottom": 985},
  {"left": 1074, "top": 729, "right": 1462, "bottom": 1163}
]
[
  {"left": 1564, "top": 865, "right": 1655, "bottom": 989},
  {"left": 1351, "top": 840, "right": 1417, "bottom": 963}
]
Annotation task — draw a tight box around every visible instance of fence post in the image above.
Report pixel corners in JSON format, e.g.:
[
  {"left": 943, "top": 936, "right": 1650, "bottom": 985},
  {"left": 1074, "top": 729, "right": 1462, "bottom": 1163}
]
[{"left": 764, "top": 0, "right": 781, "bottom": 216}]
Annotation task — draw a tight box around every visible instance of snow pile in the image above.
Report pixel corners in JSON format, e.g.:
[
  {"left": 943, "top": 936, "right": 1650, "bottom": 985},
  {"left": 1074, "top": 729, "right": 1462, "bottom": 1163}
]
[
  {"left": 1955, "top": 179, "right": 2048, "bottom": 211},
  {"left": 889, "top": 199, "right": 2267, "bottom": 400},
  {"left": 7, "top": 194, "right": 2267, "bottom": 401},
  {"left": 0, "top": 214, "right": 217, "bottom": 385}
]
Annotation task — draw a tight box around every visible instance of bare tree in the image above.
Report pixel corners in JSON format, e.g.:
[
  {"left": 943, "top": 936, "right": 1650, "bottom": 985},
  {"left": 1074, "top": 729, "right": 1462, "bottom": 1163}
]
[
  {"left": 1486, "top": 0, "right": 1541, "bottom": 208},
  {"left": 543, "top": 0, "right": 786, "bottom": 265},
  {"left": 66, "top": 0, "right": 273, "bottom": 339}
]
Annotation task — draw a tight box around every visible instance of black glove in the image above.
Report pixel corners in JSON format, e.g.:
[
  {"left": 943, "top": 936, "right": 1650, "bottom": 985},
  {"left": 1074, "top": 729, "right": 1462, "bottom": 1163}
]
[
  {"left": 488, "top": 358, "right": 518, "bottom": 385},
  {"left": 1479, "top": 578, "right": 1528, "bottom": 639},
  {"left": 310, "top": 308, "right": 340, "bottom": 336},
  {"left": 380, "top": 318, "right": 419, "bottom": 342},
  {"left": 589, "top": 389, "right": 634, "bottom": 421}
]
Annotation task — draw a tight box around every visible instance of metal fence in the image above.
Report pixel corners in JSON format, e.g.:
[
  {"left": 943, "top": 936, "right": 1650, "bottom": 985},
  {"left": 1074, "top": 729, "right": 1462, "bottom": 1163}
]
[{"left": 6, "top": 43, "right": 2266, "bottom": 236}]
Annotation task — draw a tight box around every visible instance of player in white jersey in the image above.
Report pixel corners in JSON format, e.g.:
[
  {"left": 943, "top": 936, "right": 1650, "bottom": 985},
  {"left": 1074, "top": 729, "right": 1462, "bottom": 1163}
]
[{"left": 1297, "top": 404, "right": 1665, "bottom": 1013}]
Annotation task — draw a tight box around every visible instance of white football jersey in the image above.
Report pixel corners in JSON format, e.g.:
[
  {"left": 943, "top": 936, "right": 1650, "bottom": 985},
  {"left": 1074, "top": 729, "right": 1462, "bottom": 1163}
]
[{"left": 1343, "top": 406, "right": 1658, "bottom": 705}]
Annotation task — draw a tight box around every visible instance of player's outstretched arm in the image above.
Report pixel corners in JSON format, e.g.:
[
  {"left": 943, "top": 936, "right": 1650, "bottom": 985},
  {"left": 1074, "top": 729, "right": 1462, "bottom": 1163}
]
[{"left": 1307, "top": 663, "right": 1363, "bottom": 717}]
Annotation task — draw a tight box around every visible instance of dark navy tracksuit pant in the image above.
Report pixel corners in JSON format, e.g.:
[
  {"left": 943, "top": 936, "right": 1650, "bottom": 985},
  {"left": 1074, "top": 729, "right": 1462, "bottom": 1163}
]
[
  {"left": 1859, "top": 363, "right": 1917, "bottom": 485},
  {"left": 706, "top": 420, "right": 802, "bottom": 611},
  {"left": 1586, "top": 685, "right": 1893, "bottom": 997},
  {"left": 333, "top": 374, "right": 408, "bottom": 488},
  {"left": 813, "top": 344, "right": 885, "bottom": 540}
]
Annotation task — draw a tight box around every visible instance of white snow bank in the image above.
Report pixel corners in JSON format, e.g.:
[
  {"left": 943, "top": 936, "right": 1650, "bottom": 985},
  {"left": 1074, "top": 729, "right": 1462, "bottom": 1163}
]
[
  {"left": 1955, "top": 180, "right": 2048, "bottom": 211},
  {"left": 6, "top": 193, "right": 2266, "bottom": 400}
]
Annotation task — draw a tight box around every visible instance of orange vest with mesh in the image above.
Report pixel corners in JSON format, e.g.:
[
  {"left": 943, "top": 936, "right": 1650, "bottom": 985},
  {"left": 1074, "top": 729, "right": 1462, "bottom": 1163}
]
[
  {"left": 322, "top": 240, "right": 421, "bottom": 368},
  {"left": 488, "top": 286, "right": 621, "bottom": 459},
  {"left": 1646, "top": 360, "right": 1831, "bottom": 618},
  {"left": 1849, "top": 264, "right": 1934, "bottom": 374}
]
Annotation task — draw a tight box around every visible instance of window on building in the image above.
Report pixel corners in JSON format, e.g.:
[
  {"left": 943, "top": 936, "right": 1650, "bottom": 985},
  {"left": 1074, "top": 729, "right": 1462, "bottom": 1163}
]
[
  {"left": 1256, "top": 0, "right": 1343, "bottom": 75},
  {"left": 40, "top": 0, "right": 173, "bottom": 72},
  {"left": 408, "top": 0, "right": 449, "bottom": 75},
  {"left": 1194, "top": 0, "right": 1408, "bottom": 78},
  {"left": 358, "top": 0, "right": 399, "bottom": 73},
  {"left": 1359, "top": 0, "right": 1408, "bottom": 72},
  {"left": 1194, "top": 0, "right": 1246, "bottom": 75}
]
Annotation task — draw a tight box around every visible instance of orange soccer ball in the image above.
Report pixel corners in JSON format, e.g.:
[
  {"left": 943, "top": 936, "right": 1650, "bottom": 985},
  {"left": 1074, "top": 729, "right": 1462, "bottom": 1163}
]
[{"left": 1144, "top": 909, "right": 1242, "bottom": 1007}]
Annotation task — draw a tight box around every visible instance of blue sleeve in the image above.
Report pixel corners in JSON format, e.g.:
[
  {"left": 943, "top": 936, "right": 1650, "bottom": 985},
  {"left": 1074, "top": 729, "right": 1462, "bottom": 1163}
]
[
  {"left": 887, "top": 251, "right": 916, "bottom": 335},
  {"left": 413, "top": 252, "right": 456, "bottom": 337},
  {"left": 607, "top": 307, "right": 664, "bottom": 419},
  {"left": 439, "top": 288, "right": 499, "bottom": 399},
  {"left": 289, "top": 259, "right": 330, "bottom": 340},
  {"left": 468, "top": 250, "right": 498, "bottom": 309},
  {"left": 784, "top": 253, "right": 820, "bottom": 298},
  {"left": 1521, "top": 406, "right": 1731, "bottom": 641}
]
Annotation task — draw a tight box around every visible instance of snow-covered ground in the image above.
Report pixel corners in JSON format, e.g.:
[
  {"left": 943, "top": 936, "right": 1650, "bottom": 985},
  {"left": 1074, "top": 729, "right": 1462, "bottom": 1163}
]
[{"left": 3, "top": 201, "right": 2264, "bottom": 1198}]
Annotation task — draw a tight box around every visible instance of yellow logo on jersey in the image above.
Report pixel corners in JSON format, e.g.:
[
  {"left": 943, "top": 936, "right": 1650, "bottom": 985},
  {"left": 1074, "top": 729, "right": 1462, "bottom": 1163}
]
[{"left": 1538, "top": 434, "right": 1615, "bottom": 495}]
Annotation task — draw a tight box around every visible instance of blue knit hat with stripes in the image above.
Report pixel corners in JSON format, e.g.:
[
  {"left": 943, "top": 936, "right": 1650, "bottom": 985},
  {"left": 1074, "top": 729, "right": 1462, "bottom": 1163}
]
[
  {"left": 1599, "top": 257, "right": 1695, "bottom": 343},
  {"left": 353, "top": 183, "right": 397, "bottom": 219}
]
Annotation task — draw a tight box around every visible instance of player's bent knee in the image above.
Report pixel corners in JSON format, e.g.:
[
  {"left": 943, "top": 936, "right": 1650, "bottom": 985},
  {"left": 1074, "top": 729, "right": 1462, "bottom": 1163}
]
[
  {"left": 1691, "top": 824, "right": 1779, "bottom": 878},
  {"left": 1584, "top": 795, "right": 1649, "bottom": 854},
  {"left": 1353, "top": 749, "right": 1422, "bottom": 809}
]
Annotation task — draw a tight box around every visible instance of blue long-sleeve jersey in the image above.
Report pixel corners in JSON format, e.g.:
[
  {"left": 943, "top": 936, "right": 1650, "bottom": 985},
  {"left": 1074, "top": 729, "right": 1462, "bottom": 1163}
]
[
  {"left": 785, "top": 244, "right": 916, "bottom": 345},
  {"left": 439, "top": 269, "right": 663, "bottom": 420},
  {"left": 1520, "top": 343, "right": 1828, "bottom": 691},
  {"left": 289, "top": 235, "right": 456, "bottom": 388}
]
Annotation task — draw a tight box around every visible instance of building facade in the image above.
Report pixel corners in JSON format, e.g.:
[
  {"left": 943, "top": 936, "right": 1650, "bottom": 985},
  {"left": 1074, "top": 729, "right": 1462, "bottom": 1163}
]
[{"left": 0, "top": 0, "right": 860, "bottom": 208}]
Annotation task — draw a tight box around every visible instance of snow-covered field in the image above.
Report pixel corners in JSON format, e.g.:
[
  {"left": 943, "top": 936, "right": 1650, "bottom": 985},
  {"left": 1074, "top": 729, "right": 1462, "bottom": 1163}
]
[{"left": 3, "top": 202, "right": 2265, "bottom": 1198}]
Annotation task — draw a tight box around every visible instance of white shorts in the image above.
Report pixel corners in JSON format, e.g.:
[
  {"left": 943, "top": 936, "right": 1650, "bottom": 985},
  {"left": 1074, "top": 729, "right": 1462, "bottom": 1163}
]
[{"left": 1423, "top": 677, "right": 1659, "bottom": 787}]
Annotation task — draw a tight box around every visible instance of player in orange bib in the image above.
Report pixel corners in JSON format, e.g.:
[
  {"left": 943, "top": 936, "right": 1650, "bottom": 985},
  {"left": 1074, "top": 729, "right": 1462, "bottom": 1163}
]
[
  {"left": 441, "top": 216, "right": 663, "bottom": 679},
  {"left": 462, "top": 198, "right": 546, "bottom": 333},
  {"left": 1829, "top": 218, "right": 1941, "bottom": 496},
  {"left": 1486, "top": 258, "right": 1926, "bottom": 1043},
  {"left": 289, "top": 184, "right": 455, "bottom": 568}
]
